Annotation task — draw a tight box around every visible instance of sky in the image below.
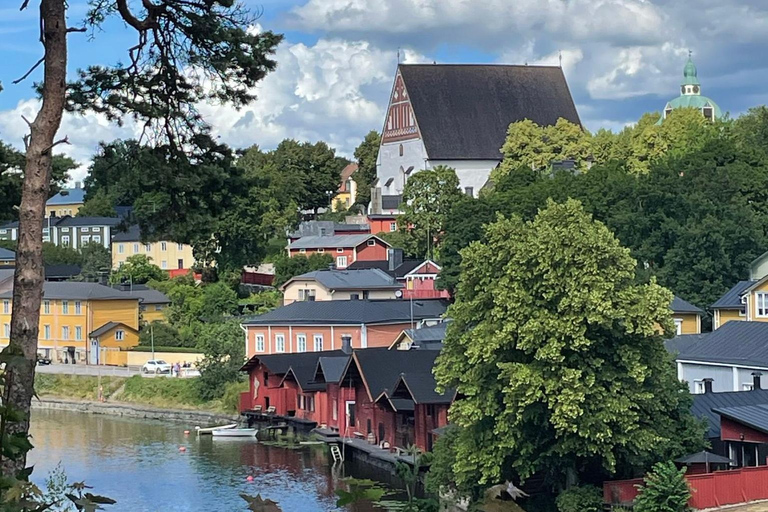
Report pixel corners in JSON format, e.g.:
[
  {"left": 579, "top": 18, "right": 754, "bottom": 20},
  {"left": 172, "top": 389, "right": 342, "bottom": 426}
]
[{"left": 1, "top": 0, "right": 768, "bottom": 183}]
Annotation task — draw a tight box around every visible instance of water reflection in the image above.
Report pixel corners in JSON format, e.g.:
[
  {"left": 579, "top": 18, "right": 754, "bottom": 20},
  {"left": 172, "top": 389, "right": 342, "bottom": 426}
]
[{"left": 29, "top": 409, "right": 380, "bottom": 511}]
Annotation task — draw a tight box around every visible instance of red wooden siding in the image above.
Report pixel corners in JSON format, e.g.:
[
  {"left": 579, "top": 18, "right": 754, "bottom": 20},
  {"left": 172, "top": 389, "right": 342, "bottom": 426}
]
[
  {"left": 368, "top": 217, "right": 398, "bottom": 234},
  {"left": 355, "top": 240, "right": 389, "bottom": 261},
  {"left": 414, "top": 403, "right": 449, "bottom": 452},
  {"left": 721, "top": 417, "right": 768, "bottom": 443}
]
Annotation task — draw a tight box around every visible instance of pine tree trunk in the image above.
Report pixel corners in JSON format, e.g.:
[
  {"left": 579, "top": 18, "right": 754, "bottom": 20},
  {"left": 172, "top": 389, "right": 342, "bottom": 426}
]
[{"left": 2, "top": 0, "right": 67, "bottom": 475}]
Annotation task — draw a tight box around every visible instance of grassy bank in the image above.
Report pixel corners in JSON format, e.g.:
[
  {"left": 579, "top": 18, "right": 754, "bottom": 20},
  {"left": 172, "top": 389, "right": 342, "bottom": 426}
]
[{"left": 34, "top": 374, "right": 247, "bottom": 414}]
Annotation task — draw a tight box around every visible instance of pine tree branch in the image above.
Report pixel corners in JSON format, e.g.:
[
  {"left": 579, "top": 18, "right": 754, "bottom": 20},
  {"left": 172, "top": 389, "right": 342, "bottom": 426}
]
[{"left": 12, "top": 57, "right": 45, "bottom": 84}]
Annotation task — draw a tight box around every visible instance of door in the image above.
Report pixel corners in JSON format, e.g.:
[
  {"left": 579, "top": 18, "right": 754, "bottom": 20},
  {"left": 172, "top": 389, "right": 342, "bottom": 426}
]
[
  {"left": 345, "top": 401, "right": 356, "bottom": 432},
  {"left": 89, "top": 340, "right": 99, "bottom": 365}
]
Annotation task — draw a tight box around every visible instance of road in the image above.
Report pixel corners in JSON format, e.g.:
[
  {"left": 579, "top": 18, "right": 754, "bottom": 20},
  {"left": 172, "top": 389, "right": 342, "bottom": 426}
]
[{"left": 36, "top": 363, "right": 140, "bottom": 377}]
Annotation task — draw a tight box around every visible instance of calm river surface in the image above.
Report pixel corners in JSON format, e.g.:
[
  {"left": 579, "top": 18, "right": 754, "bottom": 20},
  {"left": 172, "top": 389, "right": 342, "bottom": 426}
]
[{"left": 29, "top": 409, "right": 383, "bottom": 512}]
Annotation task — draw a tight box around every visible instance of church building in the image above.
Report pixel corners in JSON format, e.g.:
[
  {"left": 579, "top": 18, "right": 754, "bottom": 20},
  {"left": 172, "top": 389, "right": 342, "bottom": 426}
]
[
  {"left": 659, "top": 54, "right": 723, "bottom": 123},
  {"left": 371, "top": 63, "right": 581, "bottom": 211}
]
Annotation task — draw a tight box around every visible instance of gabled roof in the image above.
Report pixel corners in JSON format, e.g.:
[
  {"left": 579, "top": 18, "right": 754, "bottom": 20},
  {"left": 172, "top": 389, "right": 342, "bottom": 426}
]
[
  {"left": 347, "top": 259, "right": 422, "bottom": 279},
  {"left": 711, "top": 281, "right": 753, "bottom": 309},
  {"left": 391, "top": 322, "right": 449, "bottom": 350},
  {"left": 391, "top": 372, "right": 455, "bottom": 405},
  {"left": 111, "top": 285, "right": 170, "bottom": 305},
  {"left": 47, "top": 186, "right": 86, "bottom": 206},
  {"left": 664, "top": 333, "right": 706, "bottom": 356},
  {"left": 349, "top": 348, "right": 447, "bottom": 402},
  {"left": 89, "top": 321, "right": 137, "bottom": 338},
  {"left": 112, "top": 224, "right": 143, "bottom": 242},
  {"left": 314, "top": 356, "right": 351, "bottom": 384},
  {"left": 0, "top": 248, "right": 15, "bottom": 260},
  {"left": 714, "top": 405, "right": 768, "bottom": 435},
  {"left": 283, "top": 268, "right": 401, "bottom": 291},
  {"left": 670, "top": 296, "right": 704, "bottom": 315},
  {"left": 398, "top": 64, "right": 581, "bottom": 161},
  {"left": 0, "top": 282, "right": 140, "bottom": 301},
  {"left": 241, "top": 299, "right": 447, "bottom": 326},
  {"left": 692, "top": 389, "right": 768, "bottom": 438},
  {"left": 289, "top": 234, "right": 388, "bottom": 250},
  {"left": 673, "top": 321, "right": 768, "bottom": 368},
  {"left": 338, "top": 163, "right": 358, "bottom": 192},
  {"left": 239, "top": 349, "right": 347, "bottom": 377}
]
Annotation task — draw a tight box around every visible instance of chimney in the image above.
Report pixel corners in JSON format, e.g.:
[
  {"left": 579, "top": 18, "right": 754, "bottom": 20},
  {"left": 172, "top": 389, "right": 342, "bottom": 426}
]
[
  {"left": 341, "top": 336, "right": 352, "bottom": 354},
  {"left": 753, "top": 372, "right": 762, "bottom": 391},
  {"left": 703, "top": 378, "right": 714, "bottom": 394},
  {"left": 371, "top": 187, "right": 382, "bottom": 215},
  {"left": 388, "top": 248, "right": 403, "bottom": 272}
]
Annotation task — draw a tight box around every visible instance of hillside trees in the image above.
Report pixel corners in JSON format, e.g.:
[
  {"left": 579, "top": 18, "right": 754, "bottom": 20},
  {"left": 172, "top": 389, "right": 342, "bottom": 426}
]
[
  {"left": 433, "top": 200, "right": 705, "bottom": 494},
  {"left": 353, "top": 130, "right": 381, "bottom": 206},
  {"left": 110, "top": 255, "right": 167, "bottom": 285}
]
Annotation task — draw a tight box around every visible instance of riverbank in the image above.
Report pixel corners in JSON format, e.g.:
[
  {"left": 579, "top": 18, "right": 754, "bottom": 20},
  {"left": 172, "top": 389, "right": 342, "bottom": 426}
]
[{"left": 34, "top": 373, "right": 247, "bottom": 417}]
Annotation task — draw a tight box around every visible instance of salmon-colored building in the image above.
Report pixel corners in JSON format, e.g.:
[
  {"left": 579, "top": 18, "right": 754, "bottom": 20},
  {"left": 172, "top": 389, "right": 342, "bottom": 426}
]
[{"left": 288, "top": 234, "right": 390, "bottom": 269}]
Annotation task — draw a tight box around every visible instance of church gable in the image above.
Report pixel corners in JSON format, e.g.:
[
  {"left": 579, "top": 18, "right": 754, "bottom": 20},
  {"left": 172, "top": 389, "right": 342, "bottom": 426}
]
[{"left": 382, "top": 71, "right": 420, "bottom": 144}]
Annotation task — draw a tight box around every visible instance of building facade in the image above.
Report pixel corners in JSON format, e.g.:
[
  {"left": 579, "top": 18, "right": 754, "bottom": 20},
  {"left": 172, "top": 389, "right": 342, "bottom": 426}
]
[
  {"left": 288, "top": 235, "right": 390, "bottom": 269},
  {"left": 659, "top": 54, "right": 723, "bottom": 124},
  {"left": 281, "top": 268, "right": 402, "bottom": 305},
  {"left": 45, "top": 183, "right": 86, "bottom": 218},
  {"left": 111, "top": 225, "right": 195, "bottom": 271},
  {"left": 0, "top": 216, "right": 118, "bottom": 250},
  {"left": 332, "top": 163, "right": 358, "bottom": 211}
]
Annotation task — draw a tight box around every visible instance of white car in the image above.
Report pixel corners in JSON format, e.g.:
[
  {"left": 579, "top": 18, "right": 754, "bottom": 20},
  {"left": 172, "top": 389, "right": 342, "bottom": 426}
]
[{"left": 142, "top": 360, "right": 171, "bottom": 374}]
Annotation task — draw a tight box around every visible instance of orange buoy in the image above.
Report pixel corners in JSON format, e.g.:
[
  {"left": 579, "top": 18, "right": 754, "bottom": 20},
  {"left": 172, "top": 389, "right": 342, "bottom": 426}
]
[
  {"left": 246, "top": 475, "right": 254, "bottom": 482},
  {"left": 183, "top": 430, "right": 190, "bottom": 435},
  {"left": 179, "top": 446, "right": 187, "bottom": 452}
]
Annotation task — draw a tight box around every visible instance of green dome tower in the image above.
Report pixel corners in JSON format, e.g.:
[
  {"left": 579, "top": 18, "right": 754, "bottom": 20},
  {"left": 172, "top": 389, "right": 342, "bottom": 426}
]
[{"left": 659, "top": 52, "right": 723, "bottom": 123}]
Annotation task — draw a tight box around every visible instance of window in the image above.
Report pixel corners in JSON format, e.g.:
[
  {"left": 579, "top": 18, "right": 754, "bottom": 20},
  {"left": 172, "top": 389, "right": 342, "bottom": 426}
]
[
  {"left": 115, "top": 330, "right": 125, "bottom": 341},
  {"left": 155, "top": 305, "right": 163, "bottom": 311},
  {"left": 62, "top": 301, "right": 69, "bottom": 314},
  {"left": 161, "top": 260, "right": 168, "bottom": 269},
  {"left": 255, "top": 335, "right": 265, "bottom": 352},
  {"left": 44, "top": 325, "right": 50, "bottom": 340},
  {"left": 336, "top": 256, "right": 348, "bottom": 268},
  {"left": 43, "top": 300, "right": 50, "bottom": 314},
  {"left": 308, "top": 395, "right": 315, "bottom": 412},
  {"left": 337, "top": 248, "right": 344, "bottom": 253},
  {"left": 161, "top": 242, "right": 167, "bottom": 251},
  {"left": 693, "top": 380, "right": 705, "bottom": 394},
  {"left": 133, "top": 243, "right": 139, "bottom": 253},
  {"left": 3, "top": 324, "right": 8, "bottom": 338},
  {"left": 80, "top": 236, "right": 90, "bottom": 246},
  {"left": 177, "top": 243, "right": 184, "bottom": 251},
  {"left": 263, "top": 371, "right": 269, "bottom": 386},
  {"left": 178, "top": 259, "right": 184, "bottom": 269},
  {"left": 275, "top": 334, "right": 285, "bottom": 353},
  {"left": 389, "top": 222, "right": 397, "bottom": 232},
  {"left": 2, "top": 300, "right": 8, "bottom": 314},
  {"left": 298, "top": 395, "right": 305, "bottom": 410},
  {"left": 674, "top": 318, "right": 683, "bottom": 336},
  {"left": 0, "top": 230, "right": 5, "bottom": 234},
  {"left": 332, "top": 399, "right": 338, "bottom": 421},
  {"left": 317, "top": 248, "right": 324, "bottom": 253},
  {"left": 61, "top": 227, "right": 69, "bottom": 232},
  {"left": 757, "top": 292, "right": 768, "bottom": 317},
  {"left": 118, "top": 244, "right": 125, "bottom": 254},
  {"left": 350, "top": 293, "right": 360, "bottom": 300},
  {"left": 145, "top": 243, "right": 151, "bottom": 252},
  {"left": 367, "top": 239, "right": 376, "bottom": 246},
  {"left": 61, "top": 236, "right": 70, "bottom": 247},
  {"left": 464, "top": 187, "right": 474, "bottom": 196},
  {"left": 75, "top": 301, "right": 81, "bottom": 314},
  {"left": 62, "top": 326, "right": 69, "bottom": 340},
  {"left": 743, "top": 383, "right": 755, "bottom": 391},
  {"left": 91, "top": 227, "right": 99, "bottom": 232},
  {"left": 297, "top": 334, "right": 307, "bottom": 353},
  {"left": 75, "top": 326, "right": 82, "bottom": 340},
  {"left": 399, "top": 143, "right": 403, "bottom": 156},
  {"left": 298, "top": 289, "right": 315, "bottom": 302},
  {"left": 426, "top": 404, "right": 436, "bottom": 417},
  {"left": 313, "top": 334, "right": 323, "bottom": 352}
]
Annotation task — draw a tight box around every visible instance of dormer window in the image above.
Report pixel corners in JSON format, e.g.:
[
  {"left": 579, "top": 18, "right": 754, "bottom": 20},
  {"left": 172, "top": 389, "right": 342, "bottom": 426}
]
[
  {"left": 665, "top": 108, "right": 673, "bottom": 118},
  {"left": 703, "top": 107, "right": 713, "bottom": 121}
]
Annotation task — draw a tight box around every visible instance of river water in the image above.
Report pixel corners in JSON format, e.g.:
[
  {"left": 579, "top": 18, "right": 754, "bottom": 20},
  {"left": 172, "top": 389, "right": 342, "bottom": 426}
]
[{"left": 29, "top": 409, "right": 384, "bottom": 512}]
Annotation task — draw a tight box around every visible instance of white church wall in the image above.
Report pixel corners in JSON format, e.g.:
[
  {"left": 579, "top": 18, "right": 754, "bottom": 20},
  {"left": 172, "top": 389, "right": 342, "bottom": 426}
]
[
  {"left": 427, "top": 159, "right": 499, "bottom": 197},
  {"left": 377, "top": 138, "right": 428, "bottom": 196}
]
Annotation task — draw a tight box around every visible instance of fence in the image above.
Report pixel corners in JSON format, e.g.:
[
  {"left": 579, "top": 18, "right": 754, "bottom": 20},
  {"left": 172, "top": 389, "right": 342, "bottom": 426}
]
[{"left": 604, "top": 465, "right": 768, "bottom": 510}]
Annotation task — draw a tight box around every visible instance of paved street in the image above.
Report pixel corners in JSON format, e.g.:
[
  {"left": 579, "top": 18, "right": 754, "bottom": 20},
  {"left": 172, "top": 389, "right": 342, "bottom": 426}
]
[{"left": 36, "top": 363, "right": 140, "bottom": 377}]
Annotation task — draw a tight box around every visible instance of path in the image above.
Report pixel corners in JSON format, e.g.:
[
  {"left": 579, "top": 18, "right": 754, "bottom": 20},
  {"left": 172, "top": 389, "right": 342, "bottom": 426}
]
[{"left": 36, "top": 363, "right": 139, "bottom": 377}]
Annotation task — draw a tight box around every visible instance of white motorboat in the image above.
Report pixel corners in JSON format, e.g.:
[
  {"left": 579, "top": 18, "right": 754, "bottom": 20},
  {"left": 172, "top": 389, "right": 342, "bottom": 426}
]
[
  {"left": 211, "top": 428, "right": 258, "bottom": 438},
  {"left": 195, "top": 423, "right": 237, "bottom": 435}
]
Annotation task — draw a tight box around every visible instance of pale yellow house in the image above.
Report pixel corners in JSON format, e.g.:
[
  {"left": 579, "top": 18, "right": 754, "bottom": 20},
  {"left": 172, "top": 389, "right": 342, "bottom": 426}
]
[
  {"left": 670, "top": 296, "right": 704, "bottom": 335},
  {"left": 0, "top": 282, "right": 139, "bottom": 364},
  {"left": 45, "top": 183, "right": 85, "bottom": 218},
  {"left": 110, "top": 284, "right": 170, "bottom": 324},
  {"left": 112, "top": 225, "right": 195, "bottom": 272},
  {"left": 281, "top": 268, "right": 402, "bottom": 305},
  {"left": 332, "top": 163, "right": 358, "bottom": 211}
]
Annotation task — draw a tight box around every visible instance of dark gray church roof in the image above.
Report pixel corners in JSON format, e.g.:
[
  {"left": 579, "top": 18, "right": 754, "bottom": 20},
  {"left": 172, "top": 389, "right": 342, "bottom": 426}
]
[{"left": 400, "top": 64, "right": 581, "bottom": 161}]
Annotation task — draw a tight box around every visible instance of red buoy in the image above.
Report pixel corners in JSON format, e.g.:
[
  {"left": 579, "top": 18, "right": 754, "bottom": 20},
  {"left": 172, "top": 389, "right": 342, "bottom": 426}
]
[
  {"left": 183, "top": 430, "right": 190, "bottom": 435},
  {"left": 179, "top": 446, "right": 187, "bottom": 452},
  {"left": 246, "top": 475, "right": 254, "bottom": 482}
]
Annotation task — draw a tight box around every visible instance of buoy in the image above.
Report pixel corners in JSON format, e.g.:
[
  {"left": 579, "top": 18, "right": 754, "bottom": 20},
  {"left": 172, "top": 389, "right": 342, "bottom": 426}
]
[
  {"left": 179, "top": 446, "right": 187, "bottom": 452},
  {"left": 246, "top": 475, "right": 254, "bottom": 482},
  {"left": 183, "top": 430, "right": 190, "bottom": 435}
]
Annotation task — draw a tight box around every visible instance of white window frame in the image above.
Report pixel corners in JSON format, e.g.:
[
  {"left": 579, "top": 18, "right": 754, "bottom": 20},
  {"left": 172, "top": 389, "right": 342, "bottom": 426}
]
[
  {"left": 317, "top": 248, "right": 324, "bottom": 253},
  {"left": 743, "top": 383, "right": 755, "bottom": 391},
  {"left": 299, "top": 249, "right": 306, "bottom": 254},
  {"left": 757, "top": 292, "right": 768, "bottom": 317},
  {"left": 313, "top": 334, "right": 323, "bottom": 352},
  {"left": 80, "top": 235, "right": 90, "bottom": 246},
  {"left": 61, "top": 235, "right": 70, "bottom": 247},
  {"left": 390, "top": 222, "right": 397, "bottom": 232},
  {"left": 2, "top": 300, "right": 9, "bottom": 314},
  {"left": 336, "top": 256, "right": 348, "bottom": 268},
  {"left": 62, "top": 301, "right": 69, "bottom": 315},
  {"left": 44, "top": 325, "right": 50, "bottom": 340},
  {"left": 674, "top": 318, "right": 683, "bottom": 336},
  {"left": 693, "top": 380, "right": 705, "bottom": 394},
  {"left": 75, "top": 326, "right": 82, "bottom": 341},
  {"left": 145, "top": 243, "right": 152, "bottom": 252},
  {"left": 118, "top": 244, "right": 125, "bottom": 254},
  {"left": 115, "top": 330, "right": 125, "bottom": 341},
  {"left": 275, "top": 334, "right": 285, "bottom": 353},
  {"left": 336, "top": 248, "right": 344, "bottom": 253},
  {"left": 255, "top": 335, "right": 265, "bottom": 352},
  {"left": 61, "top": 227, "right": 69, "bottom": 233},
  {"left": 161, "top": 260, "right": 168, "bottom": 269},
  {"left": 161, "top": 242, "right": 167, "bottom": 251},
  {"left": 367, "top": 239, "right": 376, "bottom": 246},
  {"left": 92, "top": 235, "right": 101, "bottom": 244},
  {"left": 62, "top": 326, "right": 69, "bottom": 340},
  {"left": 3, "top": 323, "right": 9, "bottom": 338},
  {"left": 43, "top": 301, "right": 50, "bottom": 315},
  {"left": 75, "top": 301, "right": 82, "bottom": 315},
  {"left": 133, "top": 243, "right": 139, "bottom": 253},
  {"left": 296, "top": 334, "right": 307, "bottom": 353},
  {"left": 177, "top": 243, "right": 184, "bottom": 251}
]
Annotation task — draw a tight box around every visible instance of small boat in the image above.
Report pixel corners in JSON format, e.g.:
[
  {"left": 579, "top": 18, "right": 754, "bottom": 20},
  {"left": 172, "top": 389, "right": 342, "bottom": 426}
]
[
  {"left": 212, "top": 428, "right": 258, "bottom": 438},
  {"left": 195, "top": 423, "right": 237, "bottom": 435}
]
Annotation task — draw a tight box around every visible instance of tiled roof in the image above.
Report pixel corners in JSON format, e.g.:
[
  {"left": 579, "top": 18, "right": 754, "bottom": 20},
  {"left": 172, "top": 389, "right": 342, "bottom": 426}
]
[
  {"left": 286, "top": 268, "right": 401, "bottom": 291},
  {"left": 46, "top": 187, "right": 86, "bottom": 206},
  {"left": 241, "top": 299, "right": 447, "bottom": 326},
  {"left": 289, "top": 234, "right": 386, "bottom": 250},
  {"left": 338, "top": 163, "right": 358, "bottom": 192},
  {"left": 670, "top": 296, "right": 704, "bottom": 315},
  {"left": 692, "top": 389, "right": 768, "bottom": 438},
  {"left": 711, "top": 281, "right": 753, "bottom": 309},
  {"left": 0, "top": 248, "right": 15, "bottom": 260},
  {"left": 673, "top": 321, "right": 768, "bottom": 367},
  {"left": 399, "top": 64, "right": 581, "bottom": 160},
  {"left": 0, "top": 282, "right": 138, "bottom": 301}
]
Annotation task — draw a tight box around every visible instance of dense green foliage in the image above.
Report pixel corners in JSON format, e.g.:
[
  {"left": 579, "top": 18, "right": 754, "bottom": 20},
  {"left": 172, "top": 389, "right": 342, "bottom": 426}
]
[
  {"left": 240, "top": 290, "right": 283, "bottom": 315},
  {"left": 555, "top": 485, "right": 603, "bottom": 512},
  {"left": 633, "top": 461, "right": 691, "bottom": 512},
  {"left": 78, "top": 243, "right": 112, "bottom": 281},
  {"left": 353, "top": 130, "right": 381, "bottom": 207},
  {"left": 272, "top": 253, "right": 334, "bottom": 288},
  {"left": 195, "top": 320, "right": 247, "bottom": 401},
  {"left": 433, "top": 200, "right": 706, "bottom": 493},
  {"left": 110, "top": 254, "right": 167, "bottom": 285}
]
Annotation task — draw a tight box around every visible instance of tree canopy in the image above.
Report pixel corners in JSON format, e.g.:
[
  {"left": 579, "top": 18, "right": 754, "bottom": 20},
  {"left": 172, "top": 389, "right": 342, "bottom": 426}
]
[
  {"left": 353, "top": 130, "right": 381, "bottom": 207},
  {"left": 433, "top": 200, "right": 705, "bottom": 492},
  {"left": 110, "top": 254, "right": 167, "bottom": 285}
]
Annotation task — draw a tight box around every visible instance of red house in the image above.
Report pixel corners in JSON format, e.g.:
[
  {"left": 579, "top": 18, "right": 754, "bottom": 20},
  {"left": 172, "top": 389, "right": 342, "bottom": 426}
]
[
  {"left": 349, "top": 252, "right": 451, "bottom": 300},
  {"left": 288, "top": 234, "right": 390, "bottom": 269}
]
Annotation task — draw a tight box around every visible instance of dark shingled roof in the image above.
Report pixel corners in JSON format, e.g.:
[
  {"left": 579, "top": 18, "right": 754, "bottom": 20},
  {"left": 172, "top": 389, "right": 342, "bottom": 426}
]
[
  {"left": 44, "top": 264, "right": 81, "bottom": 279},
  {"left": 240, "top": 349, "right": 347, "bottom": 376},
  {"left": 241, "top": 299, "right": 447, "bottom": 326},
  {"left": 404, "top": 323, "right": 449, "bottom": 345},
  {"left": 89, "top": 321, "right": 135, "bottom": 338},
  {"left": 351, "top": 348, "right": 446, "bottom": 401},
  {"left": 392, "top": 372, "right": 455, "bottom": 404},
  {"left": 289, "top": 234, "right": 385, "bottom": 250},
  {"left": 673, "top": 321, "right": 768, "bottom": 367},
  {"left": 347, "top": 259, "right": 422, "bottom": 279},
  {"left": 671, "top": 296, "right": 704, "bottom": 315},
  {"left": 399, "top": 64, "right": 581, "bottom": 161},
  {"left": 286, "top": 268, "right": 401, "bottom": 291},
  {"left": 692, "top": 389, "right": 768, "bottom": 438},
  {"left": 664, "top": 333, "right": 706, "bottom": 356},
  {"left": 711, "top": 281, "right": 753, "bottom": 309},
  {"left": 314, "top": 356, "right": 351, "bottom": 384}
]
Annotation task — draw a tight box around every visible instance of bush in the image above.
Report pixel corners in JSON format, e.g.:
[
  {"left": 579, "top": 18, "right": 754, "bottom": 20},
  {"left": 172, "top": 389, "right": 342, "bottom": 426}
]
[
  {"left": 634, "top": 461, "right": 691, "bottom": 512},
  {"left": 218, "top": 380, "right": 249, "bottom": 413},
  {"left": 556, "top": 485, "right": 603, "bottom": 512}
]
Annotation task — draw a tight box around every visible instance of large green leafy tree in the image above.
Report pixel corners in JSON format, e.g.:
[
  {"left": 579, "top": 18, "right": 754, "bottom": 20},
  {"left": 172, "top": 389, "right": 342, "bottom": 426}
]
[
  {"left": 110, "top": 255, "right": 167, "bottom": 285},
  {"left": 195, "top": 319, "right": 246, "bottom": 400},
  {"left": 3, "top": 0, "right": 281, "bottom": 475},
  {"left": 434, "top": 200, "right": 705, "bottom": 493},
  {"left": 353, "top": 130, "right": 380, "bottom": 206},
  {"left": 398, "top": 165, "right": 463, "bottom": 260}
]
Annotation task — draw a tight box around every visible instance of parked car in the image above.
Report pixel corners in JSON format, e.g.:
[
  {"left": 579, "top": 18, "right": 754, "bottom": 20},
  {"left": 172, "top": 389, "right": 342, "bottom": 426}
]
[
  {"left": 36, "top": 354, "right": 52, "bottom": 366},
  {"left": 142, "top": 360, "right": 171, "bottom": 374}
]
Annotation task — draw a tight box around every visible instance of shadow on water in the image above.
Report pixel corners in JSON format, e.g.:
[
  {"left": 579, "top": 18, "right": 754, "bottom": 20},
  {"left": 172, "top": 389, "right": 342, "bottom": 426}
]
[{"left": 29, "top": 409, "right": 388, "bottom": 511}]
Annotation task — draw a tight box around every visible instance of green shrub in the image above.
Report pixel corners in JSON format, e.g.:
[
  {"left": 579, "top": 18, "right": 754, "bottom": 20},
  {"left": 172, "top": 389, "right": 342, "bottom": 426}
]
[
  {"left": 556, "top": 485, "right": 603, "bottom": 512},
  {"left": 35, "top": 374, "right": 126, "bottom": 400},
  {"left": 634, "top": 461, "right": 690, "bottom": 512},
  {"left": 217, "top": 379, "right": 249, "bottom": 413}
]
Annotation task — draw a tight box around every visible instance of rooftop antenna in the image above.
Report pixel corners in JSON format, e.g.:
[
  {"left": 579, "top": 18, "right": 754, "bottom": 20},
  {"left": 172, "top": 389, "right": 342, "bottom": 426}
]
[
  {"left": 559, "top": 50, "right": 563, "bottom": 68},
  {"left": 397, "top": 47, "right": 401, "bottom": 64}
]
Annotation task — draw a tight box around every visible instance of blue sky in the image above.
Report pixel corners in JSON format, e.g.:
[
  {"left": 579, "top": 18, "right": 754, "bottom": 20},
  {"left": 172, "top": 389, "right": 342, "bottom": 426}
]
[{"left": 2, "top": 0, "right": 768, "bottom": 181}]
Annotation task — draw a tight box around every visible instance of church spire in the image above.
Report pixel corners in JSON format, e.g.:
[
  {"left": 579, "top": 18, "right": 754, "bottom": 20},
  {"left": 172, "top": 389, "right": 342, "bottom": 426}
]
[{"left": 680, "top": 51, "right": 701, "bottom": 96}]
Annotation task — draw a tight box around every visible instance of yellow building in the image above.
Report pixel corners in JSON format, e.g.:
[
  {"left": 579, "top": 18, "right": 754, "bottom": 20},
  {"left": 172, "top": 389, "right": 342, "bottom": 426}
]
[
  {"left": 45, "top": 183, "right": 85, "bottom": 218},
  {"left": 670, "top": 296, "right": 704, "bottom": 335},
  {"left": 281, "top": 268, "right": 401, "bottom": 305},
  {"left": 332, "top": 163, "right": 358, "bottom": 211},
  {"left": 0, "top": 282, "right": 139, "bottom": 364},
  {"left": 111, "top": 284, "right": 170, "bottom": 324},
  {"left": 710, "top": 277, "right": 768, "bottom": 330},
  {"left": 112, "top": 225, "right": 195, "bottom": 272}
]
